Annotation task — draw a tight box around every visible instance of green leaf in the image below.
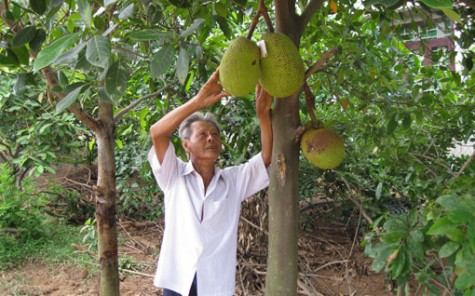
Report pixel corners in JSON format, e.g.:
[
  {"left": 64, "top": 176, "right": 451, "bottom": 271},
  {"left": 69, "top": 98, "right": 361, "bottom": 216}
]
[
  {"left": 417, "top": 0, "right": 452, "bottom": 9},
  {"left": 446, "top": 228, "right": 465, "bottom": 242},
  {"left": 119, "top": 4, "right": 134, "bottom": 20},
  {"left": 53, "top": 42, "right": 87, "bottom": 65},
  {"left": 370, "top": 243, "right": 398, "bottom": 272},
  {"left": 402, "top": 113, "right": 412, "bottom": 129},
  {"left": 13, "top": 74, "right": 26, "bottom": 96},
  {"left": 455, "top": 271, "right": 475, "bottom": 290},
  {"left": 33, "top": 33, "right": 80, "bottom": 72},
  {"left": 168, "top": 0, "right": 191, "bottom": 8},
  {"left": 105, "top": 62, "right": 129, "bottom": 96},
  {"left": 0, "top": 52, "right": 19, "bottom": 66},
  {"left": 216, "top": 16, "right": 232, "bottom": 40},
  {"left": 55, "top": 85, "right": 83, "bottom": 114},
  {"left": 448, "top": 209, "right": 472, "bottom": 224},
  {"left": 439, "top": 241, "right": 460, "bottom": 258},
  {"left": 86, "top": 35, "right": 111, "bottom": 68},
  {"left": 78, "top": 0, "right": 92, "bottom": 27},
  {"left": 30, "top": 0, "right": 47, "bottom": 15},
  {"left": 384, "top": 230, "right": 406, "bottom": 243},
  {"left": 407, "top": 230, "right": 425, "bottom": 259},
  {"left": 387, "top": 113, "right": 398, "bottom": 134},
  {"left": 180, "top": 18, "right": 205, "bottom": 38},
  {"left": 104, "top": 0, "right": 117, "bottom": 7},
  {"left": 151, "top": 45, "right": 175, "bottom": 78},
  {"left": 29, "top": 28, "right": 46, "bottom": 52},
  {"left": 11, "top": 45, "right": 29, "bottom": 65},
  {"left": 127, "top": 29, "right": 169, "bottom": 41},
  {"left": 441, "top": 8, "right": 462, "bottom": 23},
  {"left": 427, "top": 216, "right": 457, "bottom": 236},
  {"left": 391, "top": 249, "right": 406, "bottom": 278},
  {"left": 12, "top": 26, "right": 37, "bottom": 47},
  {"left": 176, "top": 47, "right": 189, "bottom": 84},
  {"left": 469, "top": 219, "right": 475, "bottom": 253}
]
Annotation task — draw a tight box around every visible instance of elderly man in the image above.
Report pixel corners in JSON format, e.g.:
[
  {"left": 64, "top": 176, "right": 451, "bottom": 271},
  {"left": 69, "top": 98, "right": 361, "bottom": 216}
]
[{"left": 148, "top": 69, "right": 273, "bottom": 296}]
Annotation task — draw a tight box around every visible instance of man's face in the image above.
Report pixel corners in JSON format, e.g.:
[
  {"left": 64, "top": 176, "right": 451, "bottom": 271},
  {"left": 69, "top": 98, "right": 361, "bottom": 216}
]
[{"left": 183, "top": 120, "right": 222, "bottom": 162}]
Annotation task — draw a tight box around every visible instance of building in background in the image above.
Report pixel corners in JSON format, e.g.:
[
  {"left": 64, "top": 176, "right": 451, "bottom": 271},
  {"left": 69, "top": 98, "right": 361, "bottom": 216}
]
[{"left": 399, "top": 11, "right": 456, "bottom": 71}]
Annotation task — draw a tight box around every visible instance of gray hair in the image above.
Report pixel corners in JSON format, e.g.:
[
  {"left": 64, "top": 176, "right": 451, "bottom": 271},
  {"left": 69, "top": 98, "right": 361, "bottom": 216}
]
[{"left": 178, "top": 112, "right": 221, "bottom": 140}]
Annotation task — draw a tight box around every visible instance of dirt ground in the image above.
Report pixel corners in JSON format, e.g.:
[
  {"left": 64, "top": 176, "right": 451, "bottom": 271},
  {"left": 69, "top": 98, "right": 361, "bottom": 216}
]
[
  {"left": 0, "top": 164, "right": 391, "bottom": 296},
  {"left": 0, "top": 217, "right": 390, "bottom": 296}
]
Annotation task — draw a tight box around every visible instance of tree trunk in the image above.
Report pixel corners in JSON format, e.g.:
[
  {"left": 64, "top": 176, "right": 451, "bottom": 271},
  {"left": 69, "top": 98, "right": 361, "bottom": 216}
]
[
  {"left": 265, "top": 2, "right": 302, "bottom": 294},
  {"left": 95, "top": 102, "right": 120, "bottom": 295},
  {"left": 265, "top": 94, "right": 301, "bottom": 295}
]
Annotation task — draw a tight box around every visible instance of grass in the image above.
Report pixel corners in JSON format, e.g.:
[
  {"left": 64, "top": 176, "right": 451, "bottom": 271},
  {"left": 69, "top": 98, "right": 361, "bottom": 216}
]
[{"left": 0, "top": 218, "right": 97, "bottom": 272}]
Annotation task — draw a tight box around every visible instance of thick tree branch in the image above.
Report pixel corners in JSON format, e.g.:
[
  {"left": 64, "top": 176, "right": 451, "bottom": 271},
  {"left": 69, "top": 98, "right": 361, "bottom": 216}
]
[
  {"left": 455, "top": 150, "right": 475, "bottom": 178},
  {"left": 113, "top": 86, "right": 169, "bottom": 122},
  {"left": 40, "top": 67, "right": 99, "bottom": 132},
  {"left": 305, "top": 47, "right": 338, "bottom": 79}
]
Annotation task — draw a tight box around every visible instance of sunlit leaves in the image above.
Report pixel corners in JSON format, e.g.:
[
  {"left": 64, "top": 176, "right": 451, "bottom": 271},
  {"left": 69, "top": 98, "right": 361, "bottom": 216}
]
[
  {"left": 33, "top": 33, "right": 81, "bottom": 71},
  {"left": 85, "top": 35, "right": 111, "bottom": 68},
  {"left": 55, "top": 85, "right": 83, "bottom": 113},
  {"left": 119, "top": 4, "right": 134, "bottom": 20},
  {"left": 77, "top": 0, "right": 92, "bottom": 27},
  {"left": 180, "top": 18, "right": 205, "bottom": 38},
  {"left": 441, "top": 8, "right": 462, "bottom": 23},
  {"left": 417, "top": 0, "right": 452, "bottom": 9},
  {"left": 127, "top": 29, "right": 169, "bottom": 41},
  {"left": 151, "top": 45, "right": 175, "bottom": 78},
  {"left": 176, "top": 47, "right": 189, "bottom": 84}
]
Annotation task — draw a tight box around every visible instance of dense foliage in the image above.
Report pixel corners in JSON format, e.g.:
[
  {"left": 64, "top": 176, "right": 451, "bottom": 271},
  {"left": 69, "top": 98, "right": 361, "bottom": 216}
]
[{"left": 0, "top": 0, "right": 473, "bottom": 294}]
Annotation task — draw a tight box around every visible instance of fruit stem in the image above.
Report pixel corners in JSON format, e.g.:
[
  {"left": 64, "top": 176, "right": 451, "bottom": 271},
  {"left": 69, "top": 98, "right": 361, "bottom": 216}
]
[
  {"left": 246, "top": 0, "right": 274, "bottom": 40},
  {"left": 303, "top": 82, "right": 320, "bottom": 129}
]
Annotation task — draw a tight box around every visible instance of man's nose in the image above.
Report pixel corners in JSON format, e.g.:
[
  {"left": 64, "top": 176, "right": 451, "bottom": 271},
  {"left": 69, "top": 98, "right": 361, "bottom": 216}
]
[{"left": 207, "top": 134, "right": 214, "bottom": 142}]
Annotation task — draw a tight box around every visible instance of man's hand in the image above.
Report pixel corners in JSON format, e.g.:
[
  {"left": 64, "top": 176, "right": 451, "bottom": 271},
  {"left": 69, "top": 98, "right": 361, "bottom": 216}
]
[{"left": 194, "top": 69, "right": 230, "bottom": 108}]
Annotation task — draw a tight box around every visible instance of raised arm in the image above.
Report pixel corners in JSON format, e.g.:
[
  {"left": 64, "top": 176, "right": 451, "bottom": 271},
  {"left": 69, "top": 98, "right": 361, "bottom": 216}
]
[
  {"left": 150, "top": 69, "right": 229, "bottom": 163},
  {"left": 256, "top": 84, "right": 273, "bottom": 167}
]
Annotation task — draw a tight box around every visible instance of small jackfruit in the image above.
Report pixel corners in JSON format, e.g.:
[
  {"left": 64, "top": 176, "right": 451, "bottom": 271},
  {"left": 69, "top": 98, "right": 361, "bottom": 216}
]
[
  {"left": 301, "top": 128, "right": 345, "bottom": 169},
  {"left": 259, "top": 33, "right": 305, "bottom": 98},
  {"left": 219, "top": 36, "right": 260, "bottom": 97}
]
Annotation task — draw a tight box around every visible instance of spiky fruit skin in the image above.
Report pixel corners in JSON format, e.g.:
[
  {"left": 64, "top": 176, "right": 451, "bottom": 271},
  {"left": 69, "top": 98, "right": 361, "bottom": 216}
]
[
  {"left": 219, "top": 36, "right": 260, "bottom": 97},
  {"left": 259, "top": 33, "right": 305, "bottom": 98},
  {"left": 301, "top": 128, "right": 345, "bottom": 169}
]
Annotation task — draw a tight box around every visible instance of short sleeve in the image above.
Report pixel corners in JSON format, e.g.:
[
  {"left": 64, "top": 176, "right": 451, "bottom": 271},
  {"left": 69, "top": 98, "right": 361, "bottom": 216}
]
[
  {"left": 234, "top": 153, "right": 270, "bottom": 201},
  {"left": 148, "top": 142, "right": 179, "bottom": 191}
]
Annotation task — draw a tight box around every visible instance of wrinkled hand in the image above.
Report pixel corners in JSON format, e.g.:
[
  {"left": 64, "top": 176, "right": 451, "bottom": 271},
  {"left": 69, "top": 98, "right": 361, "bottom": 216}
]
[
  {"left": 195, "top": 69, "right": 230, "bottom": 108},
  {"left": 256, "top": 84, "right": 272, "bottom": 118}
]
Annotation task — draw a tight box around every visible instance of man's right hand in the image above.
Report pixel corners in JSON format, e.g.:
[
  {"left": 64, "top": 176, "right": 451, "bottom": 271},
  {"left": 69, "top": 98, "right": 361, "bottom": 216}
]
[{"left": 194, "top": 69, "right": 230, "bottom": 108}]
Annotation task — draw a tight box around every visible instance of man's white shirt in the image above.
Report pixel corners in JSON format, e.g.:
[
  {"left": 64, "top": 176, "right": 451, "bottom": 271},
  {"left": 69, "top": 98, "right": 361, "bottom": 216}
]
[{"left": 148, "top": 143, "right": 269, "bottom": 296}]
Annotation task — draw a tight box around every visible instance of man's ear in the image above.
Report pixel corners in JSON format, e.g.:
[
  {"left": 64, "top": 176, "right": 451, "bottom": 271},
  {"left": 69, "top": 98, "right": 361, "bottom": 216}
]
[{"left": 182, "top": 140, "right": 190, "bottom": 153}]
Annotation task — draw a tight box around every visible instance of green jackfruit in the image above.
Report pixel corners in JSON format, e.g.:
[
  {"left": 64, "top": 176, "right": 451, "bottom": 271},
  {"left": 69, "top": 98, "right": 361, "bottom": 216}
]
[
  {"left": 301, "top": 128, "right": 345, "bottom": 169},
  {"left": 219, "top": 36, "right": 260, "bottom": 97},
  {"left": 259, "top": 33, "right": 305, "bottom": 98}
]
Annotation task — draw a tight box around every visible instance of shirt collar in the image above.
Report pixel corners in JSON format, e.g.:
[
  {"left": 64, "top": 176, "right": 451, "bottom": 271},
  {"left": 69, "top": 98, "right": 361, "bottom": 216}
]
[{"left": 182, "top": 160, "right": 222, "bottom": 178}]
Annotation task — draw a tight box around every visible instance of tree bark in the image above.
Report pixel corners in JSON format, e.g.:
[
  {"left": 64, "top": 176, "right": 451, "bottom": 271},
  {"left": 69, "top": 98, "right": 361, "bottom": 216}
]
[
  {"left": 95, "top": 101, "right": 120, "bottom": 296},
  {"left": 265, "top": 94, "right": 301, "bottom": 295},
  {"left": 265, "top": 1, "right": 303, "bottom": 295}
]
